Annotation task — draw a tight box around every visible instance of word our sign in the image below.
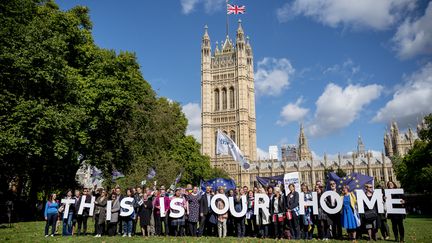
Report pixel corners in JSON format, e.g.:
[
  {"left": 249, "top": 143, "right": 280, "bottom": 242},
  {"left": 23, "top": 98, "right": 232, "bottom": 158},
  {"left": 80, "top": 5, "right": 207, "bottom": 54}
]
[{"left": 60, "top": 189, "right": 405, "bottom": 220}]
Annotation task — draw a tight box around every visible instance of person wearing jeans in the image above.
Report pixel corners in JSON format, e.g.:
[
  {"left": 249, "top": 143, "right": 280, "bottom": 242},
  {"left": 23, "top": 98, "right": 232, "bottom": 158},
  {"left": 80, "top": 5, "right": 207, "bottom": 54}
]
[
  {"left": 61, "top": 190, "right": 74, "bottom": 236},
  {"left": 44, "top": 193, "right": 59, "bottom": 237},
  {"left": 122, "top": 188, "right": 135, "bottom": 237}
]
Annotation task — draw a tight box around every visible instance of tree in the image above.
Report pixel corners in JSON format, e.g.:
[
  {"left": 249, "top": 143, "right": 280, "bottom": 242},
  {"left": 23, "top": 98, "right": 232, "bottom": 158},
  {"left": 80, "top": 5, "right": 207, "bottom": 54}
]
[{"left": 394, "top": 114, "right": 432, "bottom": 193}]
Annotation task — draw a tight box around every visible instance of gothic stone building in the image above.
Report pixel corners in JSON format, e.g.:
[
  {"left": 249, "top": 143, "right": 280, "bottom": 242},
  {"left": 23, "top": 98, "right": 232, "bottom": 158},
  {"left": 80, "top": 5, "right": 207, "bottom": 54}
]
[{"left": 200, "top": 21, "right": 398, "bottom": 188}]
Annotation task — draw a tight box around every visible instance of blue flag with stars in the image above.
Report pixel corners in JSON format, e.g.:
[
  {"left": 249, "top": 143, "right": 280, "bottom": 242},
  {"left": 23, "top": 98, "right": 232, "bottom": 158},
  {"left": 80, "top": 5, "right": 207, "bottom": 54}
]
[
  {"left": 326, "top": 172, "right": 373, "bottom": 193},
  {"left": 200, "top": 178, "right": 236, "bottom": 193}
]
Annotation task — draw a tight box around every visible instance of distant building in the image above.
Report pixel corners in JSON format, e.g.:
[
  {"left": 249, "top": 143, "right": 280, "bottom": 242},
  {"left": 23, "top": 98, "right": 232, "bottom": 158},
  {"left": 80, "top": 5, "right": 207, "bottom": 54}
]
[
  {"left": 269, "top": 146, "right": 278, "bottom": 160},
  {"left": 282, "top": 144, "right": 298, "bottom": 161},
  {"left": 384, "top": 119, "right": 426, "bottom": 157}
]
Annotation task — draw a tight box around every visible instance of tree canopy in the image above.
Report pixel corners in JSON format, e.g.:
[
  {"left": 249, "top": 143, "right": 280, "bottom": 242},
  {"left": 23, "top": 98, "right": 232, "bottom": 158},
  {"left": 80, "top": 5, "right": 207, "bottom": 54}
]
[
  {"left": 393, "top": 114, "right": 432, "bottom": 193},
  {"left": 0, "top": 0, "right": 227, "bottom": 207}
]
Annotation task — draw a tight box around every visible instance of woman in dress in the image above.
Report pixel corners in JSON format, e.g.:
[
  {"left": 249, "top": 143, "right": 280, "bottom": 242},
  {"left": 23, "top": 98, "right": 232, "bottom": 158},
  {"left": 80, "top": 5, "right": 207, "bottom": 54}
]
[
  {"left": 186, "top": 186, "right": 200, "bottom": 236},
  {"left": 138, "top": 192, "right": 153, "bottom": 236},
  {"left": 341, "top": 185, "right": 359, "bottom": 242},
  {"left": 170, "top": 188, "right": 186, "bottom": 236}
]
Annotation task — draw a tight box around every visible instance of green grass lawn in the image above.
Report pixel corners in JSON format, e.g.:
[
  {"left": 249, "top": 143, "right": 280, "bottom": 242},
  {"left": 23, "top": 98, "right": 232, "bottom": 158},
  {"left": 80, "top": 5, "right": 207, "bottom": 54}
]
[{"left": 1, "top": 217, "right": 431, "bottom": 242}]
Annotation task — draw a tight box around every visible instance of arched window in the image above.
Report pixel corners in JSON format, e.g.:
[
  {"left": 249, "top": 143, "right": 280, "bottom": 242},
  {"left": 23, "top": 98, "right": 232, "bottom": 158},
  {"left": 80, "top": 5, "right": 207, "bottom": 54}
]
[
  {"left": 229, "top": 87, "right": 235, "bottom": 109},
  {"left": 230, "top": 130, "right": 236, "bottom": 143},
  {"left": 214, "top": 89, "right": 220, "bottom": 111},
  {"left": 222, "top": 88, "right": 227, "bottom": 110}
]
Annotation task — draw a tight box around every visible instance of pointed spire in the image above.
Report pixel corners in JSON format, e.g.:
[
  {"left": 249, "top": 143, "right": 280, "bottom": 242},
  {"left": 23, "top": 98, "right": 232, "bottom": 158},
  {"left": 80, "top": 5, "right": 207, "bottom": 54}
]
[
  {"left": 203, "top": 24, "right": 209, "bottom": 37},
  {"left": 237, "top": 19, "right": 243, "bottom": 32},
  {"left": 215, "top": 41, "right": 220, "bottom": 53}
]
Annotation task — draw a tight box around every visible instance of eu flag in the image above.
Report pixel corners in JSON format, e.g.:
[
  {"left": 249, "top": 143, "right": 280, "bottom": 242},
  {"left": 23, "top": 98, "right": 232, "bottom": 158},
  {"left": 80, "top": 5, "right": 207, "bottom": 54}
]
[
  {"left": 200, "top": 178, "right": 236, "bottom": 193},
  {"left": 326, "top": 172, "right": 374, "bottom": 193}
]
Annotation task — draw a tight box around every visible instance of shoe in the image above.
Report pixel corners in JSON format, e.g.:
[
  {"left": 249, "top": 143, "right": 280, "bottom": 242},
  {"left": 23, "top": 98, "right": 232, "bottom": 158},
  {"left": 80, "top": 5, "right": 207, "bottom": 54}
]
[
  {"left": 122, "top": 234, "right": 127, "bottom": 237},
  {"left": 128, "top": 233, "right": 132, "bottom": 237},
  {"left": 50, "top": 234, "right": 54, "bottom": 237},
  {"left": 385, "top": 236, "right": 390, "bottom": 240},
  {"left": 45, "top": 235, "right": 49, "bottom": 237}
]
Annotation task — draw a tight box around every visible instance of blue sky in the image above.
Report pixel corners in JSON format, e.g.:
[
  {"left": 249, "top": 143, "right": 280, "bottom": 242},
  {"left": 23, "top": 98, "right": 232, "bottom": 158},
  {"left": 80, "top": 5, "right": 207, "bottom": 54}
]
[{"left": 57, "top": 0, "right": 432, "bottom": 159}]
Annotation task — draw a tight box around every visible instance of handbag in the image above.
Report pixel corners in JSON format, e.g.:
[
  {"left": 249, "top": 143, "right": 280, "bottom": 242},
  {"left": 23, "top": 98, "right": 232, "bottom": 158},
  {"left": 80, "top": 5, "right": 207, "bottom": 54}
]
[{"left": 278, "top": 213, "right": 285, "bottom": 222}]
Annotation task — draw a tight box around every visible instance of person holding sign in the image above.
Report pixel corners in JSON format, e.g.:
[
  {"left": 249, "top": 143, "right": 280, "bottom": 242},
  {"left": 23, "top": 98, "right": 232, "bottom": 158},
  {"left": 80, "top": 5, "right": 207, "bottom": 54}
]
[
  {"left": 341, "top": 185, "right": 359, "bottom": 242},
  {"left": 269, "top": 187, "right": 285, "bottom": 239},
  {"left": 286, "top": 183, "right": 300, "bottom": 239},
  {"left": 386, "top": 181, "right": 405, "bottom": 243}
]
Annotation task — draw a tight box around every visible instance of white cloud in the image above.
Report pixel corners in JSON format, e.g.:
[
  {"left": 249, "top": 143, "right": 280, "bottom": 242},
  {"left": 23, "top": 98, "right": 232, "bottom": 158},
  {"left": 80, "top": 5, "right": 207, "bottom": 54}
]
[
  {"left": 180, "top": 0, "right": 200, "bottom": 14},
  {"left": 182, "top": 102, "right": 201, "bottom": 142},
  {"left": 277, "top": 97, "right": 309, "bottom": 125},
  {"left": 393, "top": 2, "right": 432, "bottom": 59},
  {"left": 255, "top": 57, "right": 295, "bottom": 96},
  {"left": 257, "top": 147, "right": 269, "bottom": 160},
  {"left": 308, "top": 83, "right": 382, "bottom": 137},
  {"left": 373, "top": 63, "right": 432, "bottom": 128},
  {"left": 180, "top": 0, "right": 224, "bottom": 15},
  {"left": 277, "top": 0, "right": 415, "bottom": 30}
]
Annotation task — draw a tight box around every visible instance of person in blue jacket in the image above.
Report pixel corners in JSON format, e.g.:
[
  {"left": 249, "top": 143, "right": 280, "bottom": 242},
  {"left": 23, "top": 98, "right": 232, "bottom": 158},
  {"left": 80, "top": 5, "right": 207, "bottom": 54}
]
[{"left": 44, "top": 193, "right": 59, "bottom": 237}]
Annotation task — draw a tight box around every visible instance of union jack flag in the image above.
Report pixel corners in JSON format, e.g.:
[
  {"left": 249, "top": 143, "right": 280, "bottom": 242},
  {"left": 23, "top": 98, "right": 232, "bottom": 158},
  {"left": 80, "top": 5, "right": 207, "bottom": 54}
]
[{"left": 227, "top": 4, "right": 245, "bottom": 15}]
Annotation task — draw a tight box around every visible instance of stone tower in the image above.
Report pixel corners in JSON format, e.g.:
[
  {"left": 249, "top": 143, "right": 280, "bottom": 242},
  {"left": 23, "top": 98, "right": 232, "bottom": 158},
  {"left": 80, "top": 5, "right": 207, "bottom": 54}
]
[
  {"left": 201, "top": 20, "right": 257, "bottom": 179},
  {"left": 298, "top": 124, "right": 313, "bottom": 161}
]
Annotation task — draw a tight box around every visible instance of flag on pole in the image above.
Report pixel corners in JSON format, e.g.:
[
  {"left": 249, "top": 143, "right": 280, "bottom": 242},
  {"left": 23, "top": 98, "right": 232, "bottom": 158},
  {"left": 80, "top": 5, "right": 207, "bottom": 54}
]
[
  {"left": 216, "top": 129, "right": 251, "bottom": 170},
  {"left": 227, "top": 4, "right": 245, "bottom": 14},
  {"left": 111, "top": 169, "right": 124, "bottom": 182},
  {"left": 146, "top": 168, "right": 156, "bottom": 180}
]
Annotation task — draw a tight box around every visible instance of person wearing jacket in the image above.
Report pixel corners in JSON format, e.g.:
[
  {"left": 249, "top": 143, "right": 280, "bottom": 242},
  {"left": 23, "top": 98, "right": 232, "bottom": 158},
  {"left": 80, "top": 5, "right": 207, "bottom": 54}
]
[
  {"left": 122, "top": 188, "right": 135, "bottom": 237},
  {"left": 44, "top": 193, "right": 59, "bottom": 237},
  {"left": 301, "top": 183, "right": 314, "bottom": 240},
  {"left": 61, "top": 190, "right": 74, "bottom": 236},
  {"left": 94, "top": 189, "right": 108, "bottom": 237},
  {"left": 387, "top": 181, "right": 406, "bottom": 243},
  {"left": 107, "top": 193, "right": 120, "bottom": 236},
  {"left": 286, "top": 183, "right": 300, "bottom": 239},
  {"left": 256, "top": 188, "right": 271, "bottom": 238},
  {"left": 270, "top": 187, "right": 285, "bottom": 239},
  {"left": 76, "top": 188, "right": 92, "bottom": 236},
  {"left": 138, "top": 192, "right": 153, "bottom": 236}
]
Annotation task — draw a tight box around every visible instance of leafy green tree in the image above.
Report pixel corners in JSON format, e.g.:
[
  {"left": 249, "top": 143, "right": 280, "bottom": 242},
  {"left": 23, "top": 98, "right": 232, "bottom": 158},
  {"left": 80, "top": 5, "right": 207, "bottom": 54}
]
[{"left": 394, "top": 114, "right": 432, "bottom": 193}]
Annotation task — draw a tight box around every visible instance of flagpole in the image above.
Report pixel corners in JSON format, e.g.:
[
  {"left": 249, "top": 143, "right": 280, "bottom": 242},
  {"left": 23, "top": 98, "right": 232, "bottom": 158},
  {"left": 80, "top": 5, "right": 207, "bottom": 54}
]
[{"left": 226, "top": 0, "right": 229, "bottom": 37}]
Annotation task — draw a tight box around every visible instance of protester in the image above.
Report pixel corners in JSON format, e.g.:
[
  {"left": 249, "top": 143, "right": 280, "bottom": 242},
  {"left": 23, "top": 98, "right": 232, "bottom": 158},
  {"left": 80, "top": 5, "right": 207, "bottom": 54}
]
[
  {"left": 376, "top": 184, "right": 390, "bottom": 240},
  {"left": 256, "top": 188, "right": 271, "bottom": 238},
  {"left": 186, "top": 186, "right": 200, "bottom": 236},
  {"left": 341, "top": 185, "right": 359, "bottom": 242},
  {"left": 270, "top": 186, "right": 285, "bottom": 239},
  {"left": 362, "top": 184, "right": 378, "bottom": 241},
  {"left": 76, "top": 188, "right": 91, "bottom": 236},
  {"left": 286, "top": 183, "right": 300, "bottom": 239},
  {"left": 234, "top": 187, "right": 246, "bottom": 238},
  {"left": 315, "top": 185, "right": 330, "bottom": 240},
  {"left": 327, "top": 180, "right": 343, "bottom": 240},
  {"left": 61, "top": 190, "right": 74, "bottom": 236},
  {"left": 44, "top": 193, "right": 59, "bottom": 237},
  {"left": 133, "top": 186, "right": 142, "bottom": 236},
  {"left": 301, "top": 183, "right": 314, "bottom": 239},
  {"left": 387, "top": 181, "right": 405, "bottom": 243},
  {"left": 121, "top": 188, "right": 135, "bottom": 237},
  {"left": 170, "top": 188, "right": 186, "bottom": 236},
  {"left": 199, "top": 186, "right": 214, "bottom": 236},
  {"left": 115, "top": 187, "right": 123, "bottom": 235},
  {"left": 138, "top": 192, "right": 153, "bottom": 236},
  {"left": 246, "top": 190, "right": 256, "bottom": 237},
  {"left": 216, "top": 187, "right": 228, "bottom": 238},
  {"left": 107, "top": 193, "right": 120, "bottom": 236},
  {"left": 94, "top": 189, "right": 108, "bottom": 237}
]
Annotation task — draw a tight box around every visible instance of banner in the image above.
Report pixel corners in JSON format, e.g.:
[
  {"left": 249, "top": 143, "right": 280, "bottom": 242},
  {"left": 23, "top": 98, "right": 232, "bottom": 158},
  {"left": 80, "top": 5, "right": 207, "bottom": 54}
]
[
  {"left": 200, "top": 178, "right": 236, "bottom": 193},
  {"left": 256, "top": 174, "right": 284, "bottom": 188},
  {"left": 283, "top": 172, "right": 300, "bottom": 193}
]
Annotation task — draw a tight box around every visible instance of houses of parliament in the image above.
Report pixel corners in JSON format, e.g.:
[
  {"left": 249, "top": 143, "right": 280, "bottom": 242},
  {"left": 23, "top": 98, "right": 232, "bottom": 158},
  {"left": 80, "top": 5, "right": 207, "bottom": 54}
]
[{"left": 200, "top": 20, "right": 425, "bottom": 188}]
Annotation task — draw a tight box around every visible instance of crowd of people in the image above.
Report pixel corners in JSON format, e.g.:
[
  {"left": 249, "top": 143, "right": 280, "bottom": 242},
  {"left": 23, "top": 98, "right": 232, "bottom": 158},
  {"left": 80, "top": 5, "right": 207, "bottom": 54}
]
[{"left": 43, "top": 180, "right": 405, "bottom": 242}]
